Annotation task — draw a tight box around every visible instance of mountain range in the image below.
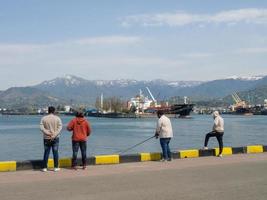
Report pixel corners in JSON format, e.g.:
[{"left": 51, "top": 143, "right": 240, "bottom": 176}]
[
  {"left": 0, "top": 87, "right": 65, "bottom": 109},
  {"left": 1, "top": 74, "right": 267, "bottom": 109}
]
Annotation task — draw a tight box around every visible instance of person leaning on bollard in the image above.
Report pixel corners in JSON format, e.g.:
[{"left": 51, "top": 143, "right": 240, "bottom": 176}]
[
  {"left": 67, "top": 110, "right": 91, "bottom": 170},
  {"left": 203, "top": 111, "right": 224, "bottom": 158},
  {"left": 155, "top": 110, "right": 173, "bottom": 162},
  {"left": 40, "top": 106, "right": 63, "bottom": 172}
]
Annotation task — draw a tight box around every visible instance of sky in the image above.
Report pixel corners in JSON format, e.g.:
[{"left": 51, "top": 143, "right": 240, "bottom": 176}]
[{"left": 1, "top": 0, "right": 267, "bottom": 90}]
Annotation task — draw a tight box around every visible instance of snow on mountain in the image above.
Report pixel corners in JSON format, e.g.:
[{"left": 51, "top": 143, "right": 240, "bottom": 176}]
[
  {"left": 39, "top": 74, "right": 267, "bottom": 91},
  {"left": 41, "top": 75, "right": 88, "bottom": 86},
  {"left": 227, "top": 75, "right": 265, "bottom": 81},
  {"left": 4, "top": 74, "right": 266, "bottom": 106},
  {"left": 94, "top": 79, "right": 203, "bottom": 88},
  {"left": 94, "top": 79, "right": 138, "bottom": 87},
  {"left": 168, "top": 81, "right": 203, "bottom": 88},
  {"left": 40, "top": 75, "right": 203, "bottom": 88}
]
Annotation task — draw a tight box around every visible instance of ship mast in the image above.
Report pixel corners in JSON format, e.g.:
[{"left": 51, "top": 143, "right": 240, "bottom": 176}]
[
  {"left": 100, "top": 93, "right": 103, "bottom": 110},
  {"left": 184, "top": 96, "right": 188, "bottom": 104}
]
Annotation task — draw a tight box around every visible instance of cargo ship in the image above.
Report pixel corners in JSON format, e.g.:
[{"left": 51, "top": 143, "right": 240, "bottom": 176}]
[
  {"left": 86, "top": 89, "right": 194, "bottom": 118},
  {"left": 129, "top": 88, "right": 194, "bottom": 118},
  {"left": 169, "top": 103, "right": 195, "bottom": 117},
  {"left": 85, "top": 109, "right": 137, "bottom": 118},
  {"left": 230, "top": 92, "right": 253, "bottom": 115}
]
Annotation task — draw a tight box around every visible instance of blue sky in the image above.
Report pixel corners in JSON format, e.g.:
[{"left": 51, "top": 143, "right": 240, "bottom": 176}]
[{"left": 1, "top": 0, "right": 267, "bottom": 89}]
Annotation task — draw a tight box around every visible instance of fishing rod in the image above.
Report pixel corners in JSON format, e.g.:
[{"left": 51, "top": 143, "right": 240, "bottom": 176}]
[{"left": 115, "top": 135, "right": 156, "bottom": 154}]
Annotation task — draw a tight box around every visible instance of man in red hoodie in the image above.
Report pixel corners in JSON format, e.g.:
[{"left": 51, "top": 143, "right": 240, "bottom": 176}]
[{"left": 67, "top": 110, "right": 91, "bottom": 170}]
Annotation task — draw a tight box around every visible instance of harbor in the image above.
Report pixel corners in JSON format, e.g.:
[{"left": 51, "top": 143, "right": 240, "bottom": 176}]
[
  {"left": 1, "top": 89, "right": 267, "bottom": 117},
  {"left": 1, "top": 1, "right": 267, "bottom": 200},
  {"left": 1, "top": 114, "right": 267, "bottom": 161}
]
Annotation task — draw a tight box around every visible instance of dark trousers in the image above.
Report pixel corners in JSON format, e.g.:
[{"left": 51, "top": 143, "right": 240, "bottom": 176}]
[
  {"left": 72, "top": 141, "right": 87, "bottom": 167},
  {"left": 204, "top": 131, "right": 224, "bottom": 154},
  {"left": 43, "top": 138, "right": 59, "bottom": 168},
  {"left": 160, "top": 138, "right": 171, "bottom": 160}
]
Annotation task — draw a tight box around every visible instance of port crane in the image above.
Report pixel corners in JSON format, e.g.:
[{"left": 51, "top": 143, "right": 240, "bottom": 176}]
[
  {"left": 231, "top": 92, "right": 250, "bottom": 111},
  {"left": 146, "top": 87, "right": 158, "bottom": 107}
]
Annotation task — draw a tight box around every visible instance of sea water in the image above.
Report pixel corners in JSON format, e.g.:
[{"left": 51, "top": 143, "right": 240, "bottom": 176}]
[{"left": 0, "top": 114, "right": 266, "bottom": 161}]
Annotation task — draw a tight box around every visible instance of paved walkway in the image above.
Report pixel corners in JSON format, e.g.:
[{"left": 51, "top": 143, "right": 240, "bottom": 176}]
[{"left": 1, "top": 153, "right": 267, "bottom": 200}]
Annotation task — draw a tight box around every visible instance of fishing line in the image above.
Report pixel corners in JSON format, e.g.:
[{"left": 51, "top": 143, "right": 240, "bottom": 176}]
[{"left": 115, "top": 135, "right": 156, "bottom": 154}]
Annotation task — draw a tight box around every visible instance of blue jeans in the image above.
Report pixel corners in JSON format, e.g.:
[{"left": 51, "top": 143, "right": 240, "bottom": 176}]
[
  {"left": 72, "top": 141, "right": 87, "bottom": 167},
  {"left": 160, "top": 138, "right": 172, "bottom": 160},
  {"left": 43, "top": 137, "right": 59, "bottom": 168}
]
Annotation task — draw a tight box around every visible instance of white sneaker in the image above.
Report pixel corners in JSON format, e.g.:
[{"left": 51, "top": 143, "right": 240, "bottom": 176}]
[
  {"left": 218, "top": 154, "right": 223, "bottom": 158},
  {"left": 41, "top": 168, "right": 47, "bottom": 172},
  {"left": 54, "top": 168, "right": 60, "bottom": 172},
  {"left": 203, "top": 147, "right": 208, "bottom": 150}
]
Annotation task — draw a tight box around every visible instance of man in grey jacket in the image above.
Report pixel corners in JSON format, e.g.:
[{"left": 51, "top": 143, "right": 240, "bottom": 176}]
[
  {"left": 155, "top": 110, "right": 173, "bottom": 161},
  {"left": 40, "top": 106, "right": 62, "bottom": 172},
  {"left": 203, "top": 111, "right": 224, "bottom": 157}
]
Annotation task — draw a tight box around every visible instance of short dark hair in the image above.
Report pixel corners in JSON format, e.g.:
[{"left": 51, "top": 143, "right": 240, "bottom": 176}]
[
  {"left": 75, "top": 110, "right": 84, "bottom": 118},
  {"left": 48, "top": 106, "right": 55, "bottom": 114},
  {"left": 157, "top": 110, "right": 164, "bottom": 116}
]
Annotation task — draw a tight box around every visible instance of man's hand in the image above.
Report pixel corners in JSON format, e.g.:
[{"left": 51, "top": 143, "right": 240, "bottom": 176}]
[
  {"left": 45, "top": 131, "right": 53, "bottom": 139},
  {"left": 50, "top": 134, "right": 56, "bottom": 140},
  {"left": 154, "top": 132, "right": 159, "bottom": 139},
  {"left": 48, "top": 131, "right": 56, "bottom": 140}
]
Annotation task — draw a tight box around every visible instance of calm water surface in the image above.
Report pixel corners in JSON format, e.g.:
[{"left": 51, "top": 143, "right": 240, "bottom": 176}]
[{"left": 0, "top": 114, "right": 266, "bottom": 161}]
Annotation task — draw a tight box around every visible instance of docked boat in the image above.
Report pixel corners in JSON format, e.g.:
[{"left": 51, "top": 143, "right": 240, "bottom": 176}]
[
  {"left": 261, "top": 109, "right": 267, "bottom": 115},
  {"left": 230, "top": 92, "right": 253, "bottom": 115},
  {"left": 170, "top": 103, "right": 194, "bottom": 117},
  {"left": 143, "top": 96, "right": 194, "bottom": 118},
  {"left": 88, "top": 89, "right": 195, "bottom": 118},
  {"left": 85, "top": 109, "right": 137, "bottom": 118},
  {"left": 234, "top": 107, "right": 253, "bottom": 115},
  {"left": 130, "top": 88, "right": 194, "bottom": 118}
]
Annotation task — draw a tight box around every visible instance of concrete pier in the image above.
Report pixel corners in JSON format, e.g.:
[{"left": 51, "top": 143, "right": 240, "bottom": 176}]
[
  {"left": 0, "top": 153, "right": 267, "bottom": 200},
  {"left": 1, "top": 145, "right": 266, "bottom": 171}
]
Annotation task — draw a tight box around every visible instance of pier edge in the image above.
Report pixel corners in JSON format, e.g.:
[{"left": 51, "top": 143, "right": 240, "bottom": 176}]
[{"left": 0, "top": 145, "right": 266, "bottom": 172}]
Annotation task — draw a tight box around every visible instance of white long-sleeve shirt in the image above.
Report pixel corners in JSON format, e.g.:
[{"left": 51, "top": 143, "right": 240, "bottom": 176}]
[
  {"left": 212, "top": 116, "right": 224, "bottom": 133},
  {"left": 156, "top": 115, "right": 173, "bottom": 138}
]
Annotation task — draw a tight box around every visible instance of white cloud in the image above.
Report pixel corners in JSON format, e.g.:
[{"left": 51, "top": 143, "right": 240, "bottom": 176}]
[
  {"left": 180, "top": 52, "right": 214, "bottom": 58},
  {"left": 0, "top": 35, "right": 184, "bottom": 73},
  {"left": 211, "top": 9, "right": 267, "bottom": 24},
  {"left": 0, "top": 35, "right": 141, "bottom": 55},
  {"left": 43, "top": 56, "right": 186, "bottom": 69},
  {"left": 0, "top": 35, "right": 143, "bottom": 65},
  {"left": 237, "top": 47, "right": 267, "bottom": 54},
  {"left": 73, "top": 36, "right": 141, "bottom": 45},
  {"left": 121, "top": 8, "right": 267, "bottom": 27},
  {"left": 0, "top": 44, "right": 45, "bottom": 54}
]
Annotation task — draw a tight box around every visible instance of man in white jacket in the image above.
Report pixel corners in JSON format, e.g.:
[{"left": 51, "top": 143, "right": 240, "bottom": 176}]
[
  {"left": 203, "top": 111, "right": 224, "bottom": 157},
  {"left": 155, "top": 110, "right": 173, "bottom": 161}
]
